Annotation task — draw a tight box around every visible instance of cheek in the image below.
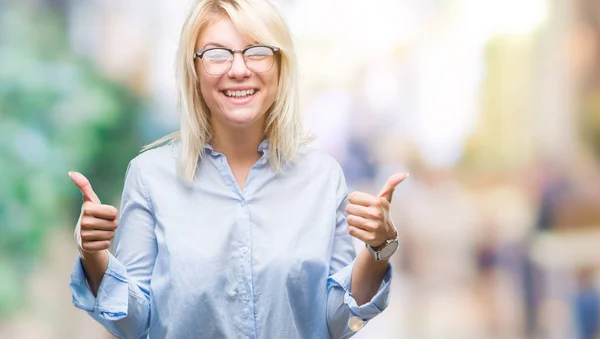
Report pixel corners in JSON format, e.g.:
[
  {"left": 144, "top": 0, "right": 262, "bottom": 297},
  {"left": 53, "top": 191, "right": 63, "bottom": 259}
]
[
  {"left": 198, "top": 76, "right": 220, "bottom": 106},
  {"left": 198, "top": 82, "right": 211, "bottom": 101}
]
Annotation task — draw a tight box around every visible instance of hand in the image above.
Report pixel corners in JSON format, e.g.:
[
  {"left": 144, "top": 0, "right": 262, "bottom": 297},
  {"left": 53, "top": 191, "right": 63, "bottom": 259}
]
[
  {"left": 69, "top": 171, "right": 119, "bottom": 254},
  {"left": 346, "top": 173, "right": 409, "bottom": 248}
]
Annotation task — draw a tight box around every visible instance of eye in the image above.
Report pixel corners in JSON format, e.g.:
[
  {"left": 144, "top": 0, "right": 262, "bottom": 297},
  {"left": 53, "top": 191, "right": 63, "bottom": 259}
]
[
  {"left": 244, "top": 46, "right": 273, "bottom": 60},
  {"left": 203, "top": 49, "right": 232, "bottom": 61}
]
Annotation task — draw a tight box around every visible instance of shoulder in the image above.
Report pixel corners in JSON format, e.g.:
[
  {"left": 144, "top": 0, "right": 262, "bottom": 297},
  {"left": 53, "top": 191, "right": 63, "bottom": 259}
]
[
  {"left": 128, "top": 140, "right": 179, "bottom": 176},
  {"left": 293, "top": 145, "right": 345, "bottom": 179},
  {"left": 290, "top": 145, "right": 348, "bottom": 201}
]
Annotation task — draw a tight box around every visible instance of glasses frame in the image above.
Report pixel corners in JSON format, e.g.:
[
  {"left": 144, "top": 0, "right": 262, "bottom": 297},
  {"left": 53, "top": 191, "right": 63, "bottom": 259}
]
[{"left": 193, "top": 45, "right": 281, "bottom": 75}]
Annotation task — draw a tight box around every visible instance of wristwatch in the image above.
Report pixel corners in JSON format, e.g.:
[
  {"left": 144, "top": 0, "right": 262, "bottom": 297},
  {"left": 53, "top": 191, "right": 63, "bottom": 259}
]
[{"left": 366, "top": 235, "right": 399, "bottom": 261}]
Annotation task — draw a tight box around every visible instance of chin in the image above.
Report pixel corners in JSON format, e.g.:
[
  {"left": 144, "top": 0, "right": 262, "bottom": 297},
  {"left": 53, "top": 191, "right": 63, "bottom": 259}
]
[
  {"left": 222, "top": 108, "right": 264, "bottom": 127},
  {"left": 207, "top": 90, "right": 271, "bottom": 128}
]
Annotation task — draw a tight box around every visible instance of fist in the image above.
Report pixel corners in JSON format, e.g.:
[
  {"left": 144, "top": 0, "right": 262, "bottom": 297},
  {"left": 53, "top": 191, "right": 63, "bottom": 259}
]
[
  {"left": 69, "top": 171, "right": 119, "bottom": 253},
  {"left": 346, "top": 173, "right": 408, "bottom": 247}
]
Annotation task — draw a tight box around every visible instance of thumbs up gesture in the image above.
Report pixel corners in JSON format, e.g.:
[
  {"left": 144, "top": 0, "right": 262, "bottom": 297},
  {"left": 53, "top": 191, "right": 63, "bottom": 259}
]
[
  {"left": 346, "top": 173, "right": 409, "bottom": 248},
  {"left": 69, "top": 171, "right": 119, "bottom": 254}
]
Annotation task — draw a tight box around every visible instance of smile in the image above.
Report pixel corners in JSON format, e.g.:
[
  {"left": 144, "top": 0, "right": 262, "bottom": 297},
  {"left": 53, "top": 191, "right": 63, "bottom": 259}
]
[{"left": 222, "top": 89, "right": 257, "bottom": 98}]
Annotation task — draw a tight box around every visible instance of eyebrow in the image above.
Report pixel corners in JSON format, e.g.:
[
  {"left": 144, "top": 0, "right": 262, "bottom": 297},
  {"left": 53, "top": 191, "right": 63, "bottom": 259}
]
[
  {"left": 202, "top": 42, "right": 227, "bottom": 49},
  {"left": 202, "top": 42, "right": 257, "bottom": 49}
]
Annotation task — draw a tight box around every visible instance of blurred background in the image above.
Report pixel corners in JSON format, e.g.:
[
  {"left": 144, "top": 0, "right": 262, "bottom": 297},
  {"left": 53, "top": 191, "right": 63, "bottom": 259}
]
[{"left": 1, "top": 0, "right": 600, "bottom": 338}]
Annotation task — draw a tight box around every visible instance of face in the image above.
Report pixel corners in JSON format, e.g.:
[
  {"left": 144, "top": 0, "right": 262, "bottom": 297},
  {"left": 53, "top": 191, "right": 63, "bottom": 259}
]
[{"left": 196, "top": 17, "right": 279, "bottom": 130}]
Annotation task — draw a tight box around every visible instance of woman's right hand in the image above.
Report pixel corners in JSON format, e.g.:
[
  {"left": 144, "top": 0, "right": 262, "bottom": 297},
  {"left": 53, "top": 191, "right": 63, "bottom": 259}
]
[
  {"left": 69, "top": 171, "right": 118, "bottom": 295},
  {"left": 69, "top": 171, "right": 119, "bottom": 255}
]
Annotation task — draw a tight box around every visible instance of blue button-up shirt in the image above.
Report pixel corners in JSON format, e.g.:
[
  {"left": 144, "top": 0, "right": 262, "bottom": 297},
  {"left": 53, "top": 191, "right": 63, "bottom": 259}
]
[{"left": 69, "top": 140, "right": 391, "bottom": 338}]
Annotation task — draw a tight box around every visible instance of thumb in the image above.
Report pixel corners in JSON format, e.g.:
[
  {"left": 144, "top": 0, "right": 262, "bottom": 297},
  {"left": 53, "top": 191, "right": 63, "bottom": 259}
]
[
  {"left": 68, "top": 171, "right": 101, "bottom": 204},
  {"left": 377, "top": 173, "right": 409, "bottom": 203}
]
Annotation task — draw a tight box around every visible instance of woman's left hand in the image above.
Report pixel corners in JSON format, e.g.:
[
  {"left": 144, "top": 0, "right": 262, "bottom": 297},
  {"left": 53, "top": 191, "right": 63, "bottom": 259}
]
[{"left": 345, "top": 173, "right": 409, "bottom": 248}]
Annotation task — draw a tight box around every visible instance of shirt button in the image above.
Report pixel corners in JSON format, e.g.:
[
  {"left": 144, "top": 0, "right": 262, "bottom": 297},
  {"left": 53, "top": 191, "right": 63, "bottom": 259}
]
[
  {"left": 348, "top": 316, "right": 365, "bottom": 331},
  {"left": 240, "top": 200, "right": 246, "bottom": 207},
  {"left": 242, "top": 294, "right": 250, "bottom": 302},
  {"left": 241, "top": 246, "right": 249, "bottom": 254}
]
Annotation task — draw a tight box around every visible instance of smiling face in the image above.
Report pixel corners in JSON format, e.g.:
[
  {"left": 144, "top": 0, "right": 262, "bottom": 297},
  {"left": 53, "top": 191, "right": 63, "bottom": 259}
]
[{"left": 196, "top": 17, "right": 279, "bottom": 131}]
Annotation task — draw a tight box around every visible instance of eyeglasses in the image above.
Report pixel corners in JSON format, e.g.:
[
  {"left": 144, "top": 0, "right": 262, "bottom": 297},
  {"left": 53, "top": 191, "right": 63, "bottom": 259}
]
[{"left": 194, "top": 45, "right": 280, "bottom": 76}]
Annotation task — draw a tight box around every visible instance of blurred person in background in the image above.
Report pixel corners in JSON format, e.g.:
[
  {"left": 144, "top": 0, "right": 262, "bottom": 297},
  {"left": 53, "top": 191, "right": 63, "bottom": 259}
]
[
  {"left": 573, "top": 266, "right": 599, "bottom": 339},
  {"left": 66, "top": 0, "right": 408, "bottom": 337}
]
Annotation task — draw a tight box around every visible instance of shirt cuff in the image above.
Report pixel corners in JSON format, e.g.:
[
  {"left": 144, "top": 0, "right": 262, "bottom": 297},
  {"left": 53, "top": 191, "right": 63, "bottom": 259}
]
[
  {"left": 69, "top": 250, "right": 130, "bottom": 320},
  {"left": 327, "top": 259, "right": 393, "bottom": 320}
]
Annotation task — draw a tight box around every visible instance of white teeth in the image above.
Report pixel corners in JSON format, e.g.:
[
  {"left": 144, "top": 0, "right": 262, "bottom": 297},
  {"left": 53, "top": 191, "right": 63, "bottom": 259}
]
[{"left": 225, "top": 89, "right": 256, "bottom": 98}]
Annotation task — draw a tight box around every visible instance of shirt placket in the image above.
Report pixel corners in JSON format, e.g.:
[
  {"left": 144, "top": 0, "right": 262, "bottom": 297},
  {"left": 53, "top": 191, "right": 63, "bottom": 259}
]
[
  {"left": 237, "top": 193, "right": 256, "bottom": 339},
  {"left": 214, "top": 153, "right": 257, "bottom": 339}
]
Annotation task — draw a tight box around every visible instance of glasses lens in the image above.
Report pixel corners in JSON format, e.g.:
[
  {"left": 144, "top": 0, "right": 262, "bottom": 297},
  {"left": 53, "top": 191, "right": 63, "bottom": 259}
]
[
  {"left": 243, "top": 46, "right": 275, "bottom": 73},
  {"left": 202, "top": 49, "right": 233, "bottom": 75}
]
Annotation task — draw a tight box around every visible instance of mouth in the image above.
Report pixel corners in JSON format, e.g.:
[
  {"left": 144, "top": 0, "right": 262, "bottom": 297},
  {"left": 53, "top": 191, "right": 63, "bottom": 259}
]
[
  {"left": 222, "top": 88, "right": 258, "bottom": 98},
  {"left": 220, "top": 88, "right": 258, "bottom": 106}
]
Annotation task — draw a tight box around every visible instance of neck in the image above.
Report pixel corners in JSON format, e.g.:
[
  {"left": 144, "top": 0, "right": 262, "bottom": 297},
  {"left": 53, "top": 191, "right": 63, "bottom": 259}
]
[{"left": 211, "top": 121, "right": 265, "bottom": 164}]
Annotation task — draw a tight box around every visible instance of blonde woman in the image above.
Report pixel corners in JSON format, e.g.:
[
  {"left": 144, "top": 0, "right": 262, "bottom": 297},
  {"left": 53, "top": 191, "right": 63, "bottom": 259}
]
[{"left": 68, "top": 0, "right": 407, "bottom": 337}]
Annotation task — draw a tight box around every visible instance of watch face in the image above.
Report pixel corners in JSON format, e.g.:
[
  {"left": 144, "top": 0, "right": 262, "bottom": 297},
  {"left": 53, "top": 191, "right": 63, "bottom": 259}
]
[{"left": 380, "top": 240, "right": 399, "bottom": 260}]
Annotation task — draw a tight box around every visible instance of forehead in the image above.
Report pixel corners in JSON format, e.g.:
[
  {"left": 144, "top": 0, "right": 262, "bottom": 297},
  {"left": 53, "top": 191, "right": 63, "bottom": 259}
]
[{"left": 196, "top": 17, "right": 253, "bottom": 49}]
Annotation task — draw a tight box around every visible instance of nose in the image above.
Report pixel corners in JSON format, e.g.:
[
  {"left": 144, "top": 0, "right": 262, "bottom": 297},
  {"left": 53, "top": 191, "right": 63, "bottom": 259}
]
[{"left": 227, "top": 52, "right": 251, "bottom": 80}]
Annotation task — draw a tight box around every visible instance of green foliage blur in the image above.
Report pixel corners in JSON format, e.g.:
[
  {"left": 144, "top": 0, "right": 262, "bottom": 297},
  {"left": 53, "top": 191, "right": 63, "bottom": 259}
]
[{"left": 0, "top": 3, "right": 147, "bottom": 317}]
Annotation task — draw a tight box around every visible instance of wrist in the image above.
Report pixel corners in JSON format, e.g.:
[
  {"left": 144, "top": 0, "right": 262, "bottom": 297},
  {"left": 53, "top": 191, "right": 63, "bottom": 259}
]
[
  {"left": 80, "top": 248, "right": 107, "bottom": 262},
  {"left": 372, "top": 225, "right": 398, "bottom": 249},
  {"left": 366, "top": 238, "right": 399, "bottom": 261}
]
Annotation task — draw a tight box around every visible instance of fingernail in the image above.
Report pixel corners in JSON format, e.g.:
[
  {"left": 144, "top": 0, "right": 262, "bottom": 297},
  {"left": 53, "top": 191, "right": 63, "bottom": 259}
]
[{"left": 68, "top": 171, "right": 72, "bottom": 178}]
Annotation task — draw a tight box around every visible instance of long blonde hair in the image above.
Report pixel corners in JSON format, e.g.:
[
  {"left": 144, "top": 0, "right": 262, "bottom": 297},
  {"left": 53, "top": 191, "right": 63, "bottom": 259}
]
[{"left": 143, "top": 0, "right": 311, "bottom": 183}]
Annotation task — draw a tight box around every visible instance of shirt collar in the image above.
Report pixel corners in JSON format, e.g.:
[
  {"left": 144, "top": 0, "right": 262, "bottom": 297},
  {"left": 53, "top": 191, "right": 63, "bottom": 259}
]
[
  {"left": 203, "top": 139, "right": 269, "bottom": 156},
  {"left": 258, "top": 139, "right": 269, "bottom": 152}
]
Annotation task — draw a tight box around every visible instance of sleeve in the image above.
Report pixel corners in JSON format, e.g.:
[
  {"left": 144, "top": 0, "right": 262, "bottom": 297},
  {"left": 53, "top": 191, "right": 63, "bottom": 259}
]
[
  {"left": 69, "top": 158, "right": 157, "bottom": 339},
  {"left": 326, "top": 164, "right": 393, "bottom": 339}
]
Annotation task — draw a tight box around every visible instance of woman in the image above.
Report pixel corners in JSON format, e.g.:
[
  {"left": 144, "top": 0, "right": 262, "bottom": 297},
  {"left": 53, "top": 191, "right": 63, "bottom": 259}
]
[{"left": 68, "top": 0, "right": 407, "bottom": 337}]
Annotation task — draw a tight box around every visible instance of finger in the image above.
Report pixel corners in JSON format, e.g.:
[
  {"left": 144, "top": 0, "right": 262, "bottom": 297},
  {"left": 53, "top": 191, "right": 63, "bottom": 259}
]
[
  {"left": 69, "top": 171, "right": 101, "bottom": 204},
  {"left": 348, "top": 191, "right": 380, "bottom": 207},
  {"left": 346, "top": 214, "right": 378, "bottom": 232},
  {"left": 348, "top": 225, "right": 377, "bottom": 244},
  {"left": 377, "top": 173, "right": 409, "bottom": 203},
  {"left": 80, "top": 215, "right": 119, "bottom": 231},
  {"left": 81, "top": 240, "right": 112, "bottom": 252},
  {"left": 345, "top": 203, "right": 382, "bottom": 221},
  {"left": 81, "top": 230, "right": 116, "bottom": 242},
  {"left": 82, "top": 202, "right": 118, "bottom": 220}
]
